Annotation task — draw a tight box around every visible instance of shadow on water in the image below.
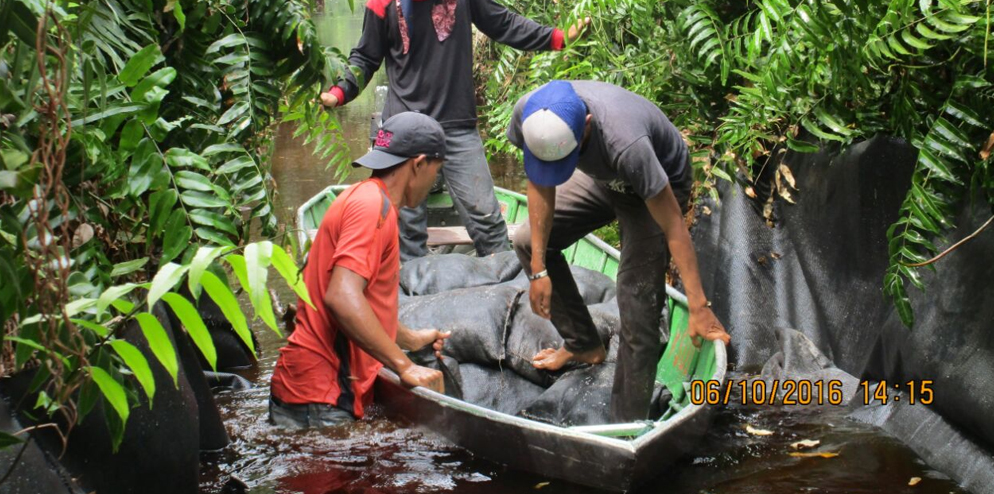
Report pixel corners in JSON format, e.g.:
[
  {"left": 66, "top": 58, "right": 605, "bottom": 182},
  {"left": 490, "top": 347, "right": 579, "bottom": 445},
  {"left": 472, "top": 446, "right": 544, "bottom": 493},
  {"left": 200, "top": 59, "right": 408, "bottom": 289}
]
[{"left": 199, "top": 4, "right": 967, "bottom": 494}]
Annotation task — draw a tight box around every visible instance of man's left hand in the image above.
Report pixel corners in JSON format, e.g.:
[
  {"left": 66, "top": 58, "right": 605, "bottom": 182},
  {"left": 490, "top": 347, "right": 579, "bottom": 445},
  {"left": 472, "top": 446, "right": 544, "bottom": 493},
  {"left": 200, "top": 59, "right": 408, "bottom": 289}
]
[{"left": 687, "top": 307, "right": 731, "bottom": 348}]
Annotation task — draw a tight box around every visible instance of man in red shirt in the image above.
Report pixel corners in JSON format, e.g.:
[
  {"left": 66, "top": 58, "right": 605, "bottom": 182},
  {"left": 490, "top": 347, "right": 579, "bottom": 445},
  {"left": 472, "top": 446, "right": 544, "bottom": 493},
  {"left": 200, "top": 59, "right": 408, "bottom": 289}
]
[{"left": 270, "top": 112, "right": 450, "bottom": 428}]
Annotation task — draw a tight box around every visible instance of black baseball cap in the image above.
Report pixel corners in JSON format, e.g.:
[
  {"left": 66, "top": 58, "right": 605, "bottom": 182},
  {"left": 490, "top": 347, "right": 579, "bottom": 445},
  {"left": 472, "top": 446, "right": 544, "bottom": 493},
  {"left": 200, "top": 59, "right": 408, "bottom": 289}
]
[{"left": 353, "top": 112, "right": 446, "bottom": 170}]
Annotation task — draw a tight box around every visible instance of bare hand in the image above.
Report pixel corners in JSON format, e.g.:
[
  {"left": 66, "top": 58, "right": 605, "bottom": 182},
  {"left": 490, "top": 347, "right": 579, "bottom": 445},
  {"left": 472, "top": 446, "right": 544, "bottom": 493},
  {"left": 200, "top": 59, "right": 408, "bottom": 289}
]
[
  {"left": 410, "top": 328, "right": 451, "bottom": 357},
  {"left": 688, "top": 307, "right": 731, "bottom": 348},
  {"left": 320, "top": 90, "right": 339, "bottom": 108},
  {"left": 529, "top": 276, "right": 552, "bottom": 320},
  {"left": 566, "top": 17, "right": 592, "bottom": 43},
  {"left": 399, "top": 364, "right": 444, "bottom": 394}
]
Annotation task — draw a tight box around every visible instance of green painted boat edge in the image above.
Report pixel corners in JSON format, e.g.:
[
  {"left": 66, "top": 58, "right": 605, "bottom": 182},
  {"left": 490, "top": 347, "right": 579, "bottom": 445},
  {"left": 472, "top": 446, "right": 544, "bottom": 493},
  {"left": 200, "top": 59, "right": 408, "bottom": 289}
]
[{"left": 296, "top": 184, "right": 724, "bottom": 438}]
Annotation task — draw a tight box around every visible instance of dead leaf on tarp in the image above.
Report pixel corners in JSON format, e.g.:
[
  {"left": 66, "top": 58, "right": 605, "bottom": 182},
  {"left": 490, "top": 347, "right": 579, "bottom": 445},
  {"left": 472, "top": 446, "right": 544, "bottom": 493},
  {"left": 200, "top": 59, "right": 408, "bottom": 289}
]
[
  {"left": 980, "top": 132, "right": 994, "bottom": 160},
  {"left": 763, "top": 195, "right": 776, "bottom": 227},
  {"left": 746, "top": 425, "right": 774, "bottom": 436},
  {"left": 790, "top": 439, "right": 820, "bottom": 450},
  {"left": 703, "top": 205, "right": 712, "bottom": 216},
  {"left": 745, "top": 186, "right": 757, "bottom": 199},
  {"left": 779, "top": 164, "right": 797, "bottom": 189},
  {"left": 908, "top": 477, "right": 922, "bottom": 486},
  {"left": 534, "top": 481, "right": 551, "bottom": 489},
  {"left": 789, "top": 451, "right": 840, "bottom": 458},
  {"left": 770, "top": 252, "right": 783, "bottom": 260}
]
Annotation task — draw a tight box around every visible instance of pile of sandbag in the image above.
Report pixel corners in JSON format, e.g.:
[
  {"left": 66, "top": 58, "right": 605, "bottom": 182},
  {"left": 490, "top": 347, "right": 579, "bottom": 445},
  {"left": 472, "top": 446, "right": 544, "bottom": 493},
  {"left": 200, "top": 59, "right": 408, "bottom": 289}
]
[{"left": 400, "top": 251, "right": 668, "bottom": 427}]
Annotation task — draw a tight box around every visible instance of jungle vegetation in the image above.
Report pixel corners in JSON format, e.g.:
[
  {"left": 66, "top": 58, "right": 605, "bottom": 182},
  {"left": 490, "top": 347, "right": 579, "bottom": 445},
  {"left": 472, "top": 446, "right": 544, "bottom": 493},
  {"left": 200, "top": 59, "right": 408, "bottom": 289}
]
[
  {"left": 476, "top": 0, "right": 994, "bottom": 328},
  {"left": 0, "top": 0, "right": 346, "bottom": 453}
]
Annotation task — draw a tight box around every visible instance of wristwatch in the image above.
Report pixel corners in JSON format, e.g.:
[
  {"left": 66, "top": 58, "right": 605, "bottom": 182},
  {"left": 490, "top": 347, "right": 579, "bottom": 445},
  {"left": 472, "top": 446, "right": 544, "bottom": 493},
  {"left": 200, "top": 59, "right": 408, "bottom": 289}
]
[{"left": 528, "top": 269, "right": 549, "bottom": 281}]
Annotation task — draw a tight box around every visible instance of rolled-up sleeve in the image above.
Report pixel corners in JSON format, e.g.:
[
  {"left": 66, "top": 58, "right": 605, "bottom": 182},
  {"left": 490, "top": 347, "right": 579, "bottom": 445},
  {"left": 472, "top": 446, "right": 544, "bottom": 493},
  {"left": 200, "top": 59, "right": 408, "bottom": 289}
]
[{"left": 336, "top": 5, "right": 388, "bottom": 105}]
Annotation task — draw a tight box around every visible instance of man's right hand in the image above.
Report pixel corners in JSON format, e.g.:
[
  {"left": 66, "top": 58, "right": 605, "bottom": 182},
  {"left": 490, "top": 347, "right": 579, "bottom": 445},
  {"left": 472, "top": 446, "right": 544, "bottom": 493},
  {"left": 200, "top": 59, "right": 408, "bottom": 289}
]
[
  {"left": 320, "top": 90, "right": 339, "bottom": 108},
  {"left": 529, "top": 276, "right": 553, "bottom": 320},
  {"left": 398, "top": 364, "right": 444, "bottom": 394}
]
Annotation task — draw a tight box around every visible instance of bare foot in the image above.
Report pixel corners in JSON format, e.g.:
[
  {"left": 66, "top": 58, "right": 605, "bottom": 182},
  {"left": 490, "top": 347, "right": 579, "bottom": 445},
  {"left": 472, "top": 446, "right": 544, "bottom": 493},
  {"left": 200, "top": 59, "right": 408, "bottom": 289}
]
[{"left": 532, "top": 345, "right": 606, "bottom": 371}]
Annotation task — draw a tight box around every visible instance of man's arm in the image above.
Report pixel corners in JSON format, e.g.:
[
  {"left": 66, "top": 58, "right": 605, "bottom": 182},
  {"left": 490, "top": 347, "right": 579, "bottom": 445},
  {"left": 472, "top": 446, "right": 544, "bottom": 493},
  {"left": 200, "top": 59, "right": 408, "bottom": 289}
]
[
  {"left": 470, "top": 0, "right": 563, "bottom": 51},
  {"left": 325, "top": 266, "right": 444, "bottom": 392},
  {"left": 526, "top": 181, "right": 556, "bottom": 319},
  {"left": 322, "top": 5, "right": 388, "bottom": 107},
  {"left": 644, "top": 185, "right": 731, "bottom": 346}
]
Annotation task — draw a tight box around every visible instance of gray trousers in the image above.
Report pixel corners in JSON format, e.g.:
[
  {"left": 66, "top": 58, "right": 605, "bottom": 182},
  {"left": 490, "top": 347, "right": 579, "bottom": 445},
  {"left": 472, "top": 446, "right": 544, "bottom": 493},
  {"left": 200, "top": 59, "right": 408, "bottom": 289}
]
[
  {"left": 513, "top": 171, "right": 690, "bottom": 423},
  {"left": 399, "top": 127, "right": 510, "bottom": 262},
  {"left": 268, "top": 396, "right": 355, "bottom": 429}
]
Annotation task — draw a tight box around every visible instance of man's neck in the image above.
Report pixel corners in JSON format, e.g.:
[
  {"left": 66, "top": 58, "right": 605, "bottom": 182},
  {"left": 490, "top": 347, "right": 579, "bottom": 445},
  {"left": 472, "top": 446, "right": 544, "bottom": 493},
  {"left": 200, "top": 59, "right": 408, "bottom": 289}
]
[{"left": 376, "top": 171, "right": 409, "bottom": 210}]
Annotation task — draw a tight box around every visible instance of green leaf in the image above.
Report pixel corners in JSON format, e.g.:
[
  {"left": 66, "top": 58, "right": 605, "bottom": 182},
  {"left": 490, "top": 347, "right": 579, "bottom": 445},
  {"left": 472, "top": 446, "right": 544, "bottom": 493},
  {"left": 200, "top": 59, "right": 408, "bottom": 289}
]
[
  {"left": 218, "top": 101, "right": 249, "bottom": 126},
  {"left": 161, "top": 293, "right": 217, "bottom": 371},
  {"left": 194, "top": 227, "right": 237, "bottom": 247},
  {"left": 119, "top": 44, "right": 164, "bottom": 87},
  {"left": 189, "top": 209, "right": 239, "bottom": 236},
  {"left": 134, "top": 312, "right": 178, "bottom": 386},
  {"left": 917, "top": 148, "right": 962, "bottom": 184},
  {"left": 174, "top": 171, "right": 216, "bottom": 192},
  {"left": 202, "top": 143, "right": 245, "bottom": 156},
  {"left": 71, "top": 103, "right": 145, "bottom": 127},
  {"left": 164, "top": 148, "right": 210, "bottom": 171},
  {"left": 944, "top": 101, "right": 987, "bottom": 128},
  {"left": 217, "top": 155, "right": 256, "bottom": 175},
  {"left": 0, "top": 431, "right": 24, "bottom": 449},
  {"left": 148, "top": 189, "right": 178, "bottom": 238},
  {"left": 270, "top": 243, "right": 315, "bottom": 309},
  {"left": 71, "top": 318, "right": 110, "bottom": 337},
  {"left": 161, "top": 210, "right": 192, "bottom": 264},
  {"left": 200, "top": 271, "right": 255, "bottom": 354},
  {"left": 786, "top": 137, "right": 820, "bottom": 153},
  {"left": 147, "top": 262, "right": 190, "bottom": 309},
  {"left": 109, "top": 340, "right": 156, "bottom": 402},
  {"left": 801, "top": 117, "right": 846, "bottom": 142},
  {"left": 244, "top": 243, "right": 279, "bottom": 334},
  {"left": 180, "top": 191, "right": 228, "bottom": 208},
  {"left": 89, "top": 366, "right": 130, "bottom": 423},
  {"left": 187, "top": 246, "right": 229, "bottom": 297},
  {"left": 900, "top": 30, "right": 933, "bottom": 50},
  {"left": 98, "top": 283, "right": 141, "bottom": 316},
  {"left": 813, "top": 106, "right": 854, "bottom": 136},
  {"left": 111, "top": 257, "right": 149, "bottom": 278}
]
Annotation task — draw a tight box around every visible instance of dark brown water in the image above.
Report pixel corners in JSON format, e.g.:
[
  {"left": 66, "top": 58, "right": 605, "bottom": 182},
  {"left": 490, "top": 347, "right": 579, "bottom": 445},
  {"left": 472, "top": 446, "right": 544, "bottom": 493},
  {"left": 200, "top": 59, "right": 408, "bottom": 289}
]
[{"left": 199, "top": 4, "right": 967, "bottom": 493}]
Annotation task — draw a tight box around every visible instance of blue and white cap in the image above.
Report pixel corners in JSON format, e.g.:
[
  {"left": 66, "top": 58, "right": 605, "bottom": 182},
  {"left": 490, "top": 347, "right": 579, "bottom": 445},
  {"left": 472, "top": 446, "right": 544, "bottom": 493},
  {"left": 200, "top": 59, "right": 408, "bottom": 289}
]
[{"left": 521, "top": 80, "right": 588, "bottom": 187}]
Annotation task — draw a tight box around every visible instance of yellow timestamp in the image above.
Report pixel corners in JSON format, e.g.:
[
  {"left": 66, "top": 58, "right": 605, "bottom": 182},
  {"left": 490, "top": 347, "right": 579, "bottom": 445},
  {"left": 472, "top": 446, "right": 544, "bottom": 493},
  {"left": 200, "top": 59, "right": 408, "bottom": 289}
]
[
  {"left": 689, "top": 379, "right": 847, "bottom": 406},
  {"left": 860, "top": 380, "right": 934, "bottom": 405}
]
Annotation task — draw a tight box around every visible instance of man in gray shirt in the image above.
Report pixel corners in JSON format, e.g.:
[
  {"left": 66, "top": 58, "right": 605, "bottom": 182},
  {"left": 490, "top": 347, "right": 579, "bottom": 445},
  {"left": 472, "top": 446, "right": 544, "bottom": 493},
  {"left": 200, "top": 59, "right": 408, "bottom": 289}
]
[{"left": 507, "top": 80, "right": 731, "bottom": 422}]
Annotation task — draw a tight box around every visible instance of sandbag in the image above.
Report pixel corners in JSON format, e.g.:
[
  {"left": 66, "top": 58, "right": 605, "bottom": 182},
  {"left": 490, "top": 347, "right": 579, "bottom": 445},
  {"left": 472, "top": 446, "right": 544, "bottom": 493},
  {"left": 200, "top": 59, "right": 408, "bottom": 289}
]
[
  {"left": 504, "top": 296, "right": 618, "bottom": 387},
  {"left": 507, "top": 265, "right": 618, "bottom": 305},
  {"left": 459, "top": 363, "right": 545, "bottom": 415},
  {"left": 399, "top": 251, "right": 522, "bottom": 296},
  {"left": 520, "top": 363, "right": 616, "bottom": 427},
  {"left": 399, "top": 285, "right": 523, "bottom": 365}
]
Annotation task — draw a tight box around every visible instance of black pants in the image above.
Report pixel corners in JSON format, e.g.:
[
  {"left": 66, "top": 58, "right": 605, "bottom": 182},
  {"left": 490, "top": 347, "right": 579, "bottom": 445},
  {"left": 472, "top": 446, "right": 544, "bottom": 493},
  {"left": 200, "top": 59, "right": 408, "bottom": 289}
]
[
  {"left": 513, "top": 171, "right": 690, "bottom": 423},
  {"left": 268, "top": 395, "right": 355, "bottom": 429}
]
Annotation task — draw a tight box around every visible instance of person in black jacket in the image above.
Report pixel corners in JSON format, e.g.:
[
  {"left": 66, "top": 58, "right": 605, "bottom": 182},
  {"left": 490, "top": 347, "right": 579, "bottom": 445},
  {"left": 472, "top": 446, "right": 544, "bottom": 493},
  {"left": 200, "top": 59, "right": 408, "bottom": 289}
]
[{"left": 322, "top": 0, "right": 588, "bottom": 262}]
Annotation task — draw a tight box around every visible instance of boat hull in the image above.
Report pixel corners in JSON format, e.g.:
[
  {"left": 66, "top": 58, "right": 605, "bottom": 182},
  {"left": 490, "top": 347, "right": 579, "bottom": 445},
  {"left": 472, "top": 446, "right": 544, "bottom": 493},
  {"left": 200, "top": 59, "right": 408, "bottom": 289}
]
[{"left": 375, "top": 338, "right": 726, "bottom": 492}]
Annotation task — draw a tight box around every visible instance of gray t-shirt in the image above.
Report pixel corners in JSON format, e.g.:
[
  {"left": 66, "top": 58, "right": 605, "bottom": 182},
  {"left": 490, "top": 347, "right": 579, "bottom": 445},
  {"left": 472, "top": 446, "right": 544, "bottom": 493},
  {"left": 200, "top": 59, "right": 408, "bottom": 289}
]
[{"left": 507, "top": 81, "right": 690, "bottom": 200}]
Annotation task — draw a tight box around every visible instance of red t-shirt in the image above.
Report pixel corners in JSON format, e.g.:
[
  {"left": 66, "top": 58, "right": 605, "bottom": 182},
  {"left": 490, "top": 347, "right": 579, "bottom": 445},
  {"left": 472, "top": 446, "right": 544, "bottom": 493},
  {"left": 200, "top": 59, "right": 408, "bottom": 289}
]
[{"left": 270, "top": 178, "right": 399, "bottom": 418}]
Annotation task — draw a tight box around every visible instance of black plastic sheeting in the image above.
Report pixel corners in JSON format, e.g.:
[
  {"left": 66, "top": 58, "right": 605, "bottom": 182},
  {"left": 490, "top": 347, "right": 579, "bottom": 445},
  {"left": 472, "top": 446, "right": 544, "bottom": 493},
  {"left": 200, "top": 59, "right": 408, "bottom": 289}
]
[
  {"left": 0, "top": 304, "right": 229, "bottom": 494},
  {"left": 691, "top": 135, "right": 994, "bottom": 492}
]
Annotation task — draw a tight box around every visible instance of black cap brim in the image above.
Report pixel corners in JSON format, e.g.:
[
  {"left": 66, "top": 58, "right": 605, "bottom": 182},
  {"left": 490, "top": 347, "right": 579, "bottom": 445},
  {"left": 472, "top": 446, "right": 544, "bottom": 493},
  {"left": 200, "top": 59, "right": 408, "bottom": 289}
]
[{"left": 352, "top": 149, "right": 409, "bottom": 170}]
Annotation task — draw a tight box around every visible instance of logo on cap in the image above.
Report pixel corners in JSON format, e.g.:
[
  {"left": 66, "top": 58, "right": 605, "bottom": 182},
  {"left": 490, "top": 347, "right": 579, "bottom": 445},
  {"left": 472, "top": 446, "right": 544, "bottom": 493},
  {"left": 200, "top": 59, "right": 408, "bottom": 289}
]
[{"left": 375, "top": 129, "right": 393, "bottom": 148}]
